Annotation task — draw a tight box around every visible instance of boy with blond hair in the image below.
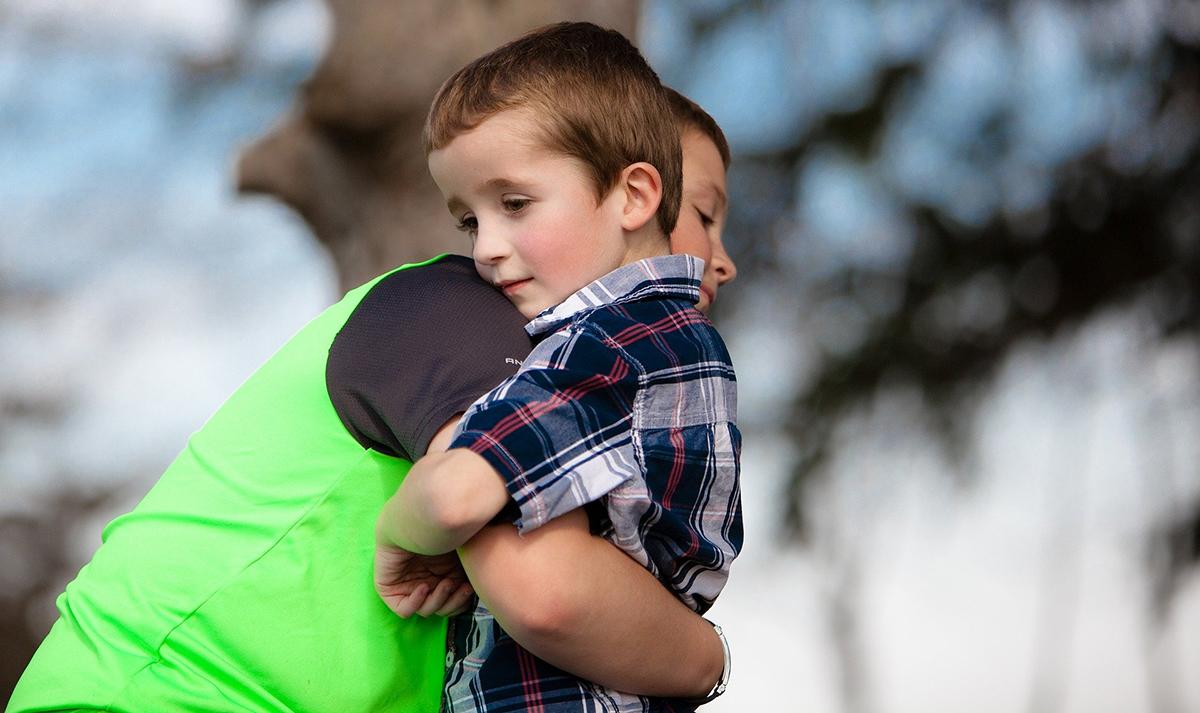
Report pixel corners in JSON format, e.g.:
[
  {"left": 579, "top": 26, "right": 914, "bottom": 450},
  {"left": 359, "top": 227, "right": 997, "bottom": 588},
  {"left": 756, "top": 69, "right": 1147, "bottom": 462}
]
[{"left": 375, "top": 22, "right": 742, "bottom": 712}]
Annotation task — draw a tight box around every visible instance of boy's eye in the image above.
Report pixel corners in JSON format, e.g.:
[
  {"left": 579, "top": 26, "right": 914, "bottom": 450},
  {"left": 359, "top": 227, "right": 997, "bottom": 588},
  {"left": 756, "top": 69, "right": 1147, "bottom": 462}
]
[
  {"left": 697, "top": 209, "right": 715, "bottom": 228},
  {"left": 456, "top": 214, "right": 479, "bottom": 236},
  {"left": 502, "top": 197, "right": 531, "bottom": 214}
]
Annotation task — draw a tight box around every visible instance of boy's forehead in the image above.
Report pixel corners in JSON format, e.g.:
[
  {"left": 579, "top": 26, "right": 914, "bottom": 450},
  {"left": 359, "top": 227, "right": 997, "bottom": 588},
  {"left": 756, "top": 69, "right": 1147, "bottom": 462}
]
[
  {"left": 438, "top": 109, "right": 548, "bottom": 160},
  {"left": 681, "top": 131, "right": 728, "bottom": 202},
  {"left": 429, "top": 110, "right": 568, "bottom": 196}
]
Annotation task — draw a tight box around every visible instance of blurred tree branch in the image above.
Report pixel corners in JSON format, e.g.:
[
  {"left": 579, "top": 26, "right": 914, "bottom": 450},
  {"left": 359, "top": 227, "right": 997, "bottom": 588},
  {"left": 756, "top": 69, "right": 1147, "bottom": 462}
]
[{"left": 782, "top": 30, "right": 1200, "bottom": 541}]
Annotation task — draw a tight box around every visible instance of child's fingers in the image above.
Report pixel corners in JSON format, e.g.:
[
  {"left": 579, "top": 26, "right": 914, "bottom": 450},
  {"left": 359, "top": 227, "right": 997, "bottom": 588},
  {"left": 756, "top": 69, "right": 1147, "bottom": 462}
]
[
  {"left": 436, "top": 581, "right": 476, "bottom": 617},
  {"left": 415, "top": 578, "right": 460, "bottom": 618},
  {"left": 390, "top": 583, "right": 429, "bottom": 618}
]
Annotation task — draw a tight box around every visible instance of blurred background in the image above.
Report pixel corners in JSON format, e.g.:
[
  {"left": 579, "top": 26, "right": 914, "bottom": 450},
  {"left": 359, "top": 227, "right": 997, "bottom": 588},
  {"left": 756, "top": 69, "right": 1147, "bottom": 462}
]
[{"left": 2, "top": 0, "right": 1199, "bottom": 710}]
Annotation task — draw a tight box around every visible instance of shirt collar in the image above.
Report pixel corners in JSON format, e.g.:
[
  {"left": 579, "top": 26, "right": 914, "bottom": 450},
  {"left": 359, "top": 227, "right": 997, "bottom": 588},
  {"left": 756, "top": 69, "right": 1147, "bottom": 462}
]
[{"left": 524, "top": 254, "right": 704, "bottom": 336}]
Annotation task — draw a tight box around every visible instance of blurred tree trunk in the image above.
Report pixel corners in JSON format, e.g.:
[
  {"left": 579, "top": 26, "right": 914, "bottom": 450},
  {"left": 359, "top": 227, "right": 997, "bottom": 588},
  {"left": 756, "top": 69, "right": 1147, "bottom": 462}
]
[{"left": 236, "top": 0, "right": 639, "bottom": 293}]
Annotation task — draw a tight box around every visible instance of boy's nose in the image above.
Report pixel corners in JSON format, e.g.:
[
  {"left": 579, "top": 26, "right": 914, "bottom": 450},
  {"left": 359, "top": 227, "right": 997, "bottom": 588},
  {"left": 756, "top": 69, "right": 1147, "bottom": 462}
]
[
  {"left": 710, "top": 239, "right": 737, "bottom": 286},
  {"left": 472, "top": 228, "right": 510, "bottom": 265}
]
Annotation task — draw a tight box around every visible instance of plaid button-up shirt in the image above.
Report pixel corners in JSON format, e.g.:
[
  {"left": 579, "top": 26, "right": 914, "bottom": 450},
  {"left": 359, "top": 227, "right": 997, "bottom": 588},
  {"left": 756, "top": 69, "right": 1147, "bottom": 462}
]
[{"left": 443, "top": 255, "right": 743, "bottom": 713}]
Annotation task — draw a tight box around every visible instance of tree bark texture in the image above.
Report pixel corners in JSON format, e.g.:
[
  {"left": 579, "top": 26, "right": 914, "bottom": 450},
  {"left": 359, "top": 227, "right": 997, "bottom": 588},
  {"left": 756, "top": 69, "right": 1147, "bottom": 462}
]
[{"left": 236, "top": 0, "right": 640, "bottom": 292}]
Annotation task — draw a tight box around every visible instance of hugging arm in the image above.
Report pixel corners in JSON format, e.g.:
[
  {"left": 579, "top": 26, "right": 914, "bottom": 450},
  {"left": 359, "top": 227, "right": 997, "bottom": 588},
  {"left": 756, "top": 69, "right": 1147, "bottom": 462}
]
[
  {"left": 377, "top": 329, "right": 730, "bottom": 698},
  {"left": 377, "top": 420, "right": 726, "bottom": 699},
  {"left": 460, "top": 512, "right": 725, "bottom": 699}
]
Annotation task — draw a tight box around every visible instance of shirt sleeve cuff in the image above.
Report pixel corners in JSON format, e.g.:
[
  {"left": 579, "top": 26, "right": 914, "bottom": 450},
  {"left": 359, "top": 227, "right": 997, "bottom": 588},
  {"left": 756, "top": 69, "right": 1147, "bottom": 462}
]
[{"left": 450, "top": 429, "right": 633, "bottom": 533}]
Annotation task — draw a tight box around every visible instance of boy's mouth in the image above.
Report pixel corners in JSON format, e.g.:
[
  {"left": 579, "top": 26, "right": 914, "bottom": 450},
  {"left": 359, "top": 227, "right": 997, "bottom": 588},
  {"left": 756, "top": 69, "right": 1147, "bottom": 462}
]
[{"left": 497, "top": 278, "right": 532, "bottom": 296}]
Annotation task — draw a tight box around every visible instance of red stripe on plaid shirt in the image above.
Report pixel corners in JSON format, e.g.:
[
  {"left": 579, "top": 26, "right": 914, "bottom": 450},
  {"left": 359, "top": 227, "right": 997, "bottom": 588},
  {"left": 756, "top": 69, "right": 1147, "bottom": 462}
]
[
  {"left": 664, "top": 428, "right": 703, "bottom": 559},
  {"left": 466, "top": 357, "right": 631, "bottom": 452},
  {"left": 606, "top": 308, "right": 709, "bottom": 347},
  {"left": 517, "top": 646, "right": 546, "bottom": 713},
  {"left": 661, "top": 428, "right": 687, "bottom": 510}
]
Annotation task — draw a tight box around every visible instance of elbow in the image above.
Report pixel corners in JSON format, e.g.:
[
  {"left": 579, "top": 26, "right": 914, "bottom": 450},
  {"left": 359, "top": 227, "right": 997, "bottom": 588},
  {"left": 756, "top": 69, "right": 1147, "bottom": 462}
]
[
  {"left": 420, "top": 477, "right": 480, "bottom": 540},
  {"left": 512, "top": 595, "right": 577, "bottom": 642},
  {"left": 409, "top": 450, "right": 508, "bottom": 545},
  {"left": 497, "top": 571, "right": 584, "bottom": 643}
]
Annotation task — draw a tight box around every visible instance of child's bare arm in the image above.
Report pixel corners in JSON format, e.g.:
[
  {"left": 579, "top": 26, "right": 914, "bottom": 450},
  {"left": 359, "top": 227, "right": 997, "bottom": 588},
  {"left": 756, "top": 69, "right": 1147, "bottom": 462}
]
[
  {"left": 378, "top": 418, "right": 726, "bottom": 697},
  {"left": 376, "top": 447, "right": 508, "bottom": 554},
  {"left": 459, "top": 509, "right": 725, "bottom": 699}
]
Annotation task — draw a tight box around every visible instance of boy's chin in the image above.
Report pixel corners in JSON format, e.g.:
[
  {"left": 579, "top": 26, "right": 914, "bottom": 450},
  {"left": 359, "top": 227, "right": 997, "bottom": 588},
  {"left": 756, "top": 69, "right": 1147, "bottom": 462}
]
[
  {"left": 513, "top": 300, "right": 547, "bottom": 320},
  {"left": 510, "top": 293, "right": 559, "bottom": 320}
]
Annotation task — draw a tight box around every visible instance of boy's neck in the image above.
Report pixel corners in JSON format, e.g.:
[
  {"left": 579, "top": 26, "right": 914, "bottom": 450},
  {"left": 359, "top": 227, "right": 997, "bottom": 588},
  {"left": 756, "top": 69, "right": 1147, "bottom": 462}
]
[{"left": 619, "top": 231, "right": 670, "bottom": 268}]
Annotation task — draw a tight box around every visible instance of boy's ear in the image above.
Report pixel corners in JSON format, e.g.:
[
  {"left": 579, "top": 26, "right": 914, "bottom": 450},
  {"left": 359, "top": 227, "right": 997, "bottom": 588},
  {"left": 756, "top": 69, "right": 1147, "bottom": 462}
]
[{"left": 617, "top": 162, "right": 663, "bottom": 233}]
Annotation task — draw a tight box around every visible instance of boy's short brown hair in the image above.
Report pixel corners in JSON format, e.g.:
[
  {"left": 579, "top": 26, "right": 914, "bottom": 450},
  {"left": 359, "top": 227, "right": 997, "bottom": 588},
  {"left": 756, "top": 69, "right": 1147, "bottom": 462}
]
[
  {"left": 665, "top": 87, "right": 732, "bottom": 169},
  {"left": 424, "top": 22, "right": 681, "bottom": 237}
]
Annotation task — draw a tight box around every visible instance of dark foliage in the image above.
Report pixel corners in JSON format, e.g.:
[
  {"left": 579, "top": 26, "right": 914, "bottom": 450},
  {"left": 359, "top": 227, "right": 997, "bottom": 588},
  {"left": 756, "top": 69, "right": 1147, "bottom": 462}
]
[{"left": 670, "top": 2, "right": 1200, "bottom": 547}]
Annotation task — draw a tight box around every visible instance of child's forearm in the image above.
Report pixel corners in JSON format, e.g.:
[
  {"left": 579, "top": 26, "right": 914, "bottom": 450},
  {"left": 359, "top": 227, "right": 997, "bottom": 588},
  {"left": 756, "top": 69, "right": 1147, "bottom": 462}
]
[
  {"left": 460, "top": 510, "right": 725, "bottom": 698},
  {"left": 377, "top": 449, "right": 510, "bottom": 554}
]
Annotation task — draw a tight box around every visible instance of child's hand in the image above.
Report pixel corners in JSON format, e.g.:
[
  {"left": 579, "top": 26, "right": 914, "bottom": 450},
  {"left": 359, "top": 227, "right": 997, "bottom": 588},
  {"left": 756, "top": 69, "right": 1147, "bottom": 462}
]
[{"left": 374, "top": 543, "right": 475, "bottom": 618}]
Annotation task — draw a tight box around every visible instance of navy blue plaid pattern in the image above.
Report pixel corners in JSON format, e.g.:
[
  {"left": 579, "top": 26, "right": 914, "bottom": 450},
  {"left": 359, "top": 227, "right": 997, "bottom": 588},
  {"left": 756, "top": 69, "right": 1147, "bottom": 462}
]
[{"left": 444, "top": 255, "right": 743, "bottom": 712}]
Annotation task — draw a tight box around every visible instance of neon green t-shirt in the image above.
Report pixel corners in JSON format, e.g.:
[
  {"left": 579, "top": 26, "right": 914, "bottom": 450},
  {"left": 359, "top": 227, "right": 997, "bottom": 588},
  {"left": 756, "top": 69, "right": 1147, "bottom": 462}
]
[{"left": 8, "top": 256, "right": 532, "bottom": 712}]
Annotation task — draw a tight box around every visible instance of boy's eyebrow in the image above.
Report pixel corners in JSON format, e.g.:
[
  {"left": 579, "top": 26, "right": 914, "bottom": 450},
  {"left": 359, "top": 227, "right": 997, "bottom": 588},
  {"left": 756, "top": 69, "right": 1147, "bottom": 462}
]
[
  {"left": 480, "top": 174, "right": 532, "bottom": 193},
  {"left": 701, "top": 182, "right": 728, "bottom": 213},
  {"left": 482, "top": 177, "right": 525, "bottom": 192},
  {"left": 713, "top": 184, "right": 728, "bottom": 211}
]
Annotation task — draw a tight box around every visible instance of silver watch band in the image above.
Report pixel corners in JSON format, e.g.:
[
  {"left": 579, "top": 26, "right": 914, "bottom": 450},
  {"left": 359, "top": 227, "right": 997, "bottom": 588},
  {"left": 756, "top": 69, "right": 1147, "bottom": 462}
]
[{"left": 693, "top": 618, "right": 731, "bottom": 704}]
